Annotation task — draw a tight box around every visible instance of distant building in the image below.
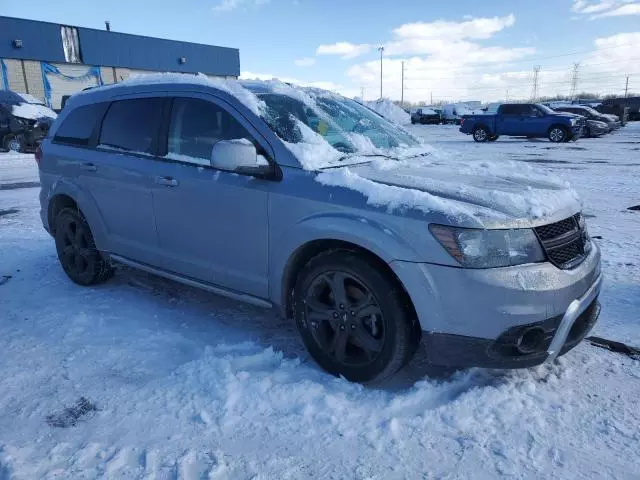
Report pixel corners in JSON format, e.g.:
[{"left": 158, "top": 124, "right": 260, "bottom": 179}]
[{"left": 0, "top": 16, "right": 240, "bottom": 109}]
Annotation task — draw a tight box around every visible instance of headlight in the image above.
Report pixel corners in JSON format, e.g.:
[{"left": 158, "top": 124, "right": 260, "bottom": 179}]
[
  {"left": 429, "top": 225, "right": 546, "bottom": 268},
  {"left": 570, "top": 118, "right": 578, "bottom": 126}
]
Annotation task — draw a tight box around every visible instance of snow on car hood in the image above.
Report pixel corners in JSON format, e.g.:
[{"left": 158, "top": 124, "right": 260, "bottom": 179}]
[
  {"left": 11, "top": 103, "right": 57, "bottom": 120},
  {"left": 317, "top": 154, "right": 582, "bottom": 228}
]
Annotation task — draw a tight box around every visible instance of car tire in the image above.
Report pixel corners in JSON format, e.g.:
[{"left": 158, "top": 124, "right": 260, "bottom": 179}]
[
  {"left": 488, "top": 135, "right": 499, "bottom": 142},
  {"left": 473, "top": 126, "right": 489, "bottom": 142},
  {"left": 3, "top": 134, "right": 24, "bottom": 153},
  {"left": 54, "top": 207, "right": 114, "bottom": 286},
  {"left": 293, "top": 250, "right": 417, "bottom": 383},
  {"left": 584, "top": 127, "right": 591, "bottom": 138},
  {"left": 548, "top": 126, "right": 567, "bottom": 143}
]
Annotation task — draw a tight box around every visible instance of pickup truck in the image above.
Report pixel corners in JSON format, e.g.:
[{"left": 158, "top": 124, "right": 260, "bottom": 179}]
[{"left": 459, "top": 103, "right": 585, "bottom": 143}]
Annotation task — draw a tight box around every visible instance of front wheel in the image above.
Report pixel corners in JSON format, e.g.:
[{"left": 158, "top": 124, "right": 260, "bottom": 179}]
[
  {"left": 473, "top": 127, "right": 489, "bottom": 142},
  {"left": 488, "top": 135, "right": 499, "bottom": 142},
  {"left": 548, "top": 126, "right": 567, "bottom": 143},
  {"left": 3, "top": 134, "right": 24, "bottom": 152},
  {"left": 294, "top": 250, "right": 417, "bottom": 383}
]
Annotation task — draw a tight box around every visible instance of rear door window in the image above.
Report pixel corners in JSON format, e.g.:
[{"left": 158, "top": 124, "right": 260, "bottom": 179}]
[
  {"left": 53, "top": 103, "right": 108, "bottom": 146},
  {"left": 500, "top": 105, "right": 520, "bottom": 115},
  {"left": 99, "top": 98, "right": 164, "bottom": 155}
]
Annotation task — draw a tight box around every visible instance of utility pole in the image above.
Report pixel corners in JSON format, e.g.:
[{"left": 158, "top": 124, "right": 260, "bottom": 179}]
[
  {"left": 531, "top": 65, "right": 541, "bottom": 102},
  {"left": 361, "top": 87, "right": 365, "bottom": 102},
  {"left": 378, "top": 46, "right": 384, "bottom": 100},
  {"left": 430, "top": 91, "right": 433, "bottom": 105},
  {"left": 506, "top": 88, "right": 509, "bottom": 102},
  {"left": 570, "top": 63, "right": 580, "bottom": 101},
  {"left": 401, "top": 61, "right": 405, "bottom": 107},
  {"left": 625, "top": 75, "right": 629, "bottom": 98}
]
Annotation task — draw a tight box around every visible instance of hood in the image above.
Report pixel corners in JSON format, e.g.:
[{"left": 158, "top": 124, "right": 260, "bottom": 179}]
[
  {"left": 603, "top": 114, "right": 618, "bottom": 122},
  {"left": 317, "top": 156, "right": 582, "bottom": 229},
  {"left": 552, "top": 112, "right": 581, "bottom": 120},
  {"left": 12, "top": 102, "right": 57, "bottom": 121}
]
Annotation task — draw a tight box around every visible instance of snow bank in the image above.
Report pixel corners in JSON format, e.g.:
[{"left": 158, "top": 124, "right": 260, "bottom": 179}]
[
  {"left": 11, "top": 103, "right": 57, "bottom": 120},
  {"left": 366, "top": 99, "right": 411, "bottom": 125}
]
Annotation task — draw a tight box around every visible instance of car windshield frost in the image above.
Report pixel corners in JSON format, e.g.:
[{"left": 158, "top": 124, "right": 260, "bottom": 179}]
[{"left": 255, "top": 91, "right": 419, "bottom": 155}]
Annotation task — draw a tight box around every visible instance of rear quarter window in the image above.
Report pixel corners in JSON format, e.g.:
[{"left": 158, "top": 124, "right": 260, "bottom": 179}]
[{"left": 53, "top": 103, "right": 108, "bottom": 146}]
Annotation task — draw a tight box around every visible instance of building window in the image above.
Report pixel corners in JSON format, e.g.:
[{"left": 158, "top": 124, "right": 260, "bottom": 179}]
[{"left": 61, "top": 26, "right": 82, "bottom": 63}]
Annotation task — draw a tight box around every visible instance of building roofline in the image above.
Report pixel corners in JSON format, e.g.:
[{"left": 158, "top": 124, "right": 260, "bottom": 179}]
[{"left": 0, "top": 15, "right": 239, "bottom": 53}]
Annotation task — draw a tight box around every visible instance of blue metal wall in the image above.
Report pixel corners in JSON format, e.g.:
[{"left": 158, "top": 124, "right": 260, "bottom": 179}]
[
  {"left": 0, "top": 16, "right": 240, "bottom": 76},
  {"left": 0, "top": 16, "right": 67, "bottom": 63}
]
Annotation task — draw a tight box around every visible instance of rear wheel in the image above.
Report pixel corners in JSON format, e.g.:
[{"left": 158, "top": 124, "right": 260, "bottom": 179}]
[
  {"left": 548, "top": 126, "right": 567, "bottom": 143},
  {"left": 54, "top": 208, "right": 114, "bottom": 285},
  {"left": 294, "top": 250, "right": 416, "bottom": 383},
  {"left": 473, "top": 126, "right": 489, "bottom": 142}
]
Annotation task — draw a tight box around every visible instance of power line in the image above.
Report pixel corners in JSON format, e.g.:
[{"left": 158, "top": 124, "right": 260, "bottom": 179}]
[
  {"left": 531, "top": 65, "right": 541, "bottom": 102},
  {"left": 570, "top": 62, "right": 580, "bottom": 99}
]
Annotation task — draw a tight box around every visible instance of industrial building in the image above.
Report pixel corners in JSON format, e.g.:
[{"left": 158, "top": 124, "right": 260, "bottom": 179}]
[{"left": 0, "top": 16, "right": 240, "bottom": 109}]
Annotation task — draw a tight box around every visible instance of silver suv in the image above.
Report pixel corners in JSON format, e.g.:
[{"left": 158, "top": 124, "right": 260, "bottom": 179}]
[{"left": 38, "top": 75, "right": 602, "bottom": 383}]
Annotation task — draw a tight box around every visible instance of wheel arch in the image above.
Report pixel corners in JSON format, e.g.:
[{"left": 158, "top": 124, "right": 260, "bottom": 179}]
[
  {"left": 279, "top": 238, "right": 419, "bottom": 334},
  {"left": 44, "top": 180, "right": 108, "bottom": 249}
]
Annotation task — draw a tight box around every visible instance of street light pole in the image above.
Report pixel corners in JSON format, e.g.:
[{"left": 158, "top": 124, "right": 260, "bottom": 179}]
[
  {"left": 401, "top": 61, "right": 404, "bottom": 107},
  {"left": 378, "top": 46, "right": 384, "bottom": 99}
]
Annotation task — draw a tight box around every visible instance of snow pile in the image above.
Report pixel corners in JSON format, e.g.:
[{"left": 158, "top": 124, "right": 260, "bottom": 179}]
[
  {"left": 12, "top": 103, "right": 57, "bottom": 120},
  {"left": 366, "top": 99, "right": 411, "bottom": 125}
]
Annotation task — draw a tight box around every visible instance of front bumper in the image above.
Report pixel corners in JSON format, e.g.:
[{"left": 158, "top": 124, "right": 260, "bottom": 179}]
[
  {"left": 423, "top": 275, "right": 601, "bottom": 368},
  {"left": 390, "top": 243, "right": 602, "bottom": 368}
]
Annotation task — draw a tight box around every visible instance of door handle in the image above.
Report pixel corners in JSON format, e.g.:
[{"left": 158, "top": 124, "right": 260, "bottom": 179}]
[
  {"left": 155, "top": 176, "right": 179, "bottom": 187},
  {"left": 81, "top": 162, "right": 97, "bottom": 172}
]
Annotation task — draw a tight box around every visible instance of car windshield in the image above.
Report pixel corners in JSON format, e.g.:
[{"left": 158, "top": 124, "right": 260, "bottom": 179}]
[
  {"left": 579, "top": 106, "right": 601, "bottom": 116},
  {"left": 252, "top": 89, "right": 420, "bottom": 155},
  {"left": 536, "top": 104, "right": 556, "bottom": 114}
]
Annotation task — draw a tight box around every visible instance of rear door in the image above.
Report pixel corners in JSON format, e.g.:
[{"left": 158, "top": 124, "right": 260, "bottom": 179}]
[
  {"left": 151, "top": 94, "right": 271, "bottom": 298},
  {"left": 497, "top": 104, "right": 522, "bottom": 135},
  {"left": 81, "top": 96, "right": 166, "bottom": 266}
]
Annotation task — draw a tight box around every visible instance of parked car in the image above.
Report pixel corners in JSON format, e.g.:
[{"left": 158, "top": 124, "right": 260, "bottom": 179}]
[
  {"left": 460, "top": 103, "right": 584, "bottom": 142},
  {"left": 38, "top": 76, "right": 602, "bottom": 383},
  {"left": 595, "top": 104, "right": 629, "bottom": 125},
  {"left": 554, "top": 105, "right": 620, "bottom": 132},
  {"left": 600, "top": 97, "right": 640, "bottom": 121},
  {"left": 411, "top": 107, "right": 442, "bottom": 124},
  {"left": 0, "top": 90, "right": 57, "bottom": 152},
  {"left": 442, "top": 103, "right": 480, "bottom": 124}
]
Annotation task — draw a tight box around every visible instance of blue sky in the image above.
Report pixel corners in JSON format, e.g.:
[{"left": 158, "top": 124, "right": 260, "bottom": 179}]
[{"left": 2, "top": 0, "right": 640, "bottom": 102}]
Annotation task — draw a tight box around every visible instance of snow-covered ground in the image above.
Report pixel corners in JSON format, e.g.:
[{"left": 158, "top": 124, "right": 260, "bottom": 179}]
[{"left": 1, "top": 125, "right": 639, "bottom": 479}]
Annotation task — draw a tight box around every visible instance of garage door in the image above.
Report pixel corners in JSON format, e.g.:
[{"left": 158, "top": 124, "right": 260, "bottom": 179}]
[{"left": 44, "top": 64, "right": 101, "bottom": 110}]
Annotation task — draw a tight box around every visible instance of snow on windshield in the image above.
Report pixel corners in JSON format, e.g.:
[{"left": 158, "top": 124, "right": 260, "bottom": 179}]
[
  {"left": 11, "top": 103, "right": 57, "bottom": 120},
  {"left": 251, "top": 80, "right": 422, "bottom": 169}
]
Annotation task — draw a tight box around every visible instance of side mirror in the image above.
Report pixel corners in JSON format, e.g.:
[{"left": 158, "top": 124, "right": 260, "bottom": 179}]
[{"left": 211, "top": 139, "right": 270, "bottom": 176}]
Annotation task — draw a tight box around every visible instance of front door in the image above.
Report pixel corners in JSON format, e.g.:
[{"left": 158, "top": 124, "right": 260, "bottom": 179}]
[{"left": 151, "top": 95, "right": 270, "bottom": 298}]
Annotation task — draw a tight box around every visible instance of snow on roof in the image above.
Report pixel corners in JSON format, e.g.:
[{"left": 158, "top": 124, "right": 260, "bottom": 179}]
[{"left": 83, "top": 72, "right": 266, "bottom": 116}]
